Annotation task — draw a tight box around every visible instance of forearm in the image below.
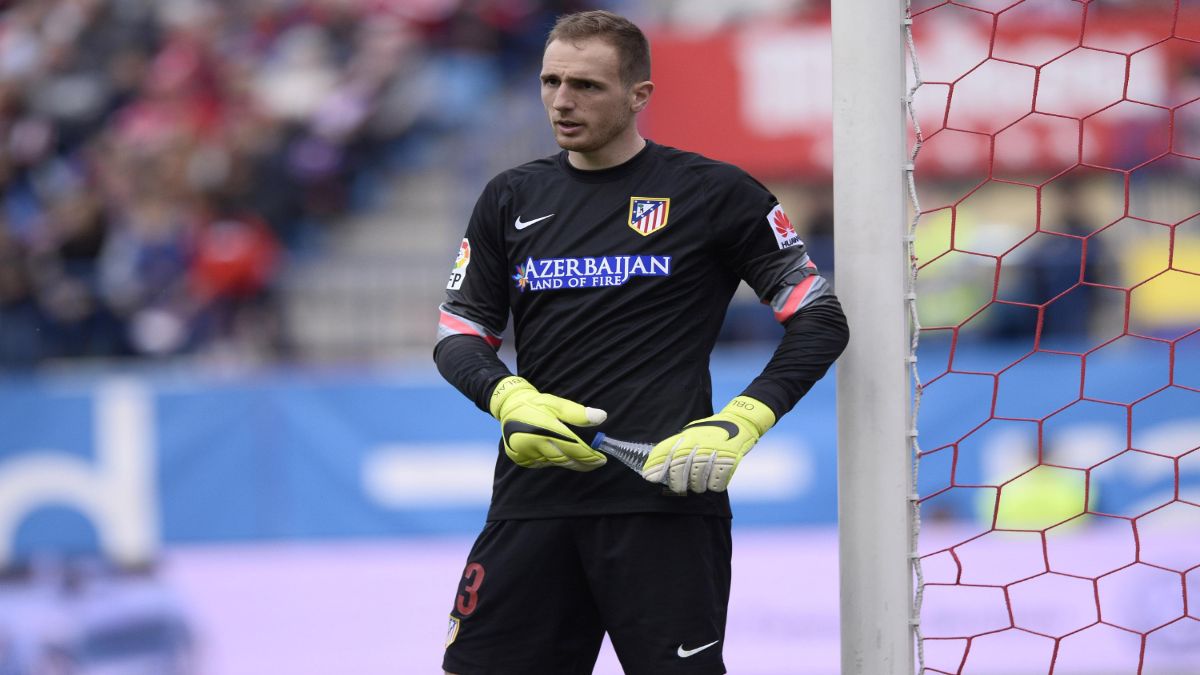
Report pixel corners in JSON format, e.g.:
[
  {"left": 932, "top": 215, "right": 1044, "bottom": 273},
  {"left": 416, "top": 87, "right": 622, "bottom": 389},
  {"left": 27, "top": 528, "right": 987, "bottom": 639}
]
[
  {"left": 740, "top": 296, "right": 850, "bottom": 418},
  {"left": 433, "top": 334, "right": 513, "bottom": 412}
]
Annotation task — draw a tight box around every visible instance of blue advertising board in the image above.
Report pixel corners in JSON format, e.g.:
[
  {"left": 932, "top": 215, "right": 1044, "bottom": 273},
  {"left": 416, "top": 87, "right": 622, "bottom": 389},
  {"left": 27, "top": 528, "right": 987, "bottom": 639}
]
[{"left": 0, "top": 341, "right": 1195, "bottom": 565}]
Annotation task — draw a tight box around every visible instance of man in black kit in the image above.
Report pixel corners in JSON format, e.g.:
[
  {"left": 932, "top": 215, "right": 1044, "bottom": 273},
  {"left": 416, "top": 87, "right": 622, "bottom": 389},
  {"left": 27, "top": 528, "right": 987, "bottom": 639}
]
[{"left": 435, "top": 10, "right": 848, "bottom": 675}]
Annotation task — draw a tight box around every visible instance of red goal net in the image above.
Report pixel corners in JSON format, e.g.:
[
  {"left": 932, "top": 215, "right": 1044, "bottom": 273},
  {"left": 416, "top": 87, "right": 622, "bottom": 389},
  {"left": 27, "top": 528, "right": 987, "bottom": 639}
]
[{"left": 909, "top": 1, "right": 1200, "bottom": 672}]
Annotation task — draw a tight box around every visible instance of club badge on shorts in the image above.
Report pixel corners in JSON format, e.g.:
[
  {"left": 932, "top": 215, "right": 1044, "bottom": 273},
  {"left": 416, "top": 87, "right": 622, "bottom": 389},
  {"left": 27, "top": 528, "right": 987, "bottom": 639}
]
[
  {"left": 628, "top": 197, "right": 671, "bottom": 236},
  {"left": 445, "top": 615, "right": 461, "bottom": 648}
]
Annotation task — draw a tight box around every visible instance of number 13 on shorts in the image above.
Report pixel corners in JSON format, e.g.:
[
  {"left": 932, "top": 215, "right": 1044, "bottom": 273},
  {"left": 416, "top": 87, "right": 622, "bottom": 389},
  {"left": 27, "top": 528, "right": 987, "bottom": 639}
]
[{"left": 447, "top": 561, "right": 486, "bottom": 648}]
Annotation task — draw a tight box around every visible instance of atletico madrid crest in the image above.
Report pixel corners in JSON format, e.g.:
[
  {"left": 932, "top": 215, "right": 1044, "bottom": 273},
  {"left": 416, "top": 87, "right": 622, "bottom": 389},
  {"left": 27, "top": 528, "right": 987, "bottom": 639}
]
[{"left": 628, "top": 197, "right": 671, "bottom": 236}]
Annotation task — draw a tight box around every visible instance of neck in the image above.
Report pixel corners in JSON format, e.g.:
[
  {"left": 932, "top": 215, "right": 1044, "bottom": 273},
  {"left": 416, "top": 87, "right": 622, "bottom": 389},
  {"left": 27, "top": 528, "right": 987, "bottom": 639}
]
[{"left": 567, "top": 131, "right": 646, "bottom": 171}]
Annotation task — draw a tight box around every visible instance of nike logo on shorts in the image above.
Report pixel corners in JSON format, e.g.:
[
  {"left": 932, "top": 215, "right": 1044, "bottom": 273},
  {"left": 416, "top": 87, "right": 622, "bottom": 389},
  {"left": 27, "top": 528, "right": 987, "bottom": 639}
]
[
  {"left": 515, "top": 214, "right": 554, "bottom": 230},
  {"left": 677, "top": 639, "right": 720, "bottom": 658}
]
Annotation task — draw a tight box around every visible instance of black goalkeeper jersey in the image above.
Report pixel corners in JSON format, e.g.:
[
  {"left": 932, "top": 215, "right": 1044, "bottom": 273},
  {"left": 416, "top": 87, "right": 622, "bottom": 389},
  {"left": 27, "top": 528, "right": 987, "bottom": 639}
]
[{"left": 436, "top": 140, "right": 844, "bottom": 520}]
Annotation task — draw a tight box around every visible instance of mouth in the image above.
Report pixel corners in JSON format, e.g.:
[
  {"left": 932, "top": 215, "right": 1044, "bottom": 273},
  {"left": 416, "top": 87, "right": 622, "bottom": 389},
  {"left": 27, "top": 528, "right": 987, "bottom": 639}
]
[{"left": 555, "top": 120, "right": 583, "bottom": 134}]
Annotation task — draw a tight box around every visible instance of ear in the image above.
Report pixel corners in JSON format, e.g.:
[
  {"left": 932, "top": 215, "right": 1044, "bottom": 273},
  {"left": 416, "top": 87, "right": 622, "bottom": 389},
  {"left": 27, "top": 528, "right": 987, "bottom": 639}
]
[{"left": 630, "top": 80, "right": 654, "bottom": 113}]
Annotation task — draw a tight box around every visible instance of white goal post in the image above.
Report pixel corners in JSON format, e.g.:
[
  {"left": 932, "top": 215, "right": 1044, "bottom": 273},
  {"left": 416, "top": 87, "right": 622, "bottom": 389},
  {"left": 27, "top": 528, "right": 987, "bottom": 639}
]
[{"left": 831, "top": 0, "right": 916, "bottom": 673}]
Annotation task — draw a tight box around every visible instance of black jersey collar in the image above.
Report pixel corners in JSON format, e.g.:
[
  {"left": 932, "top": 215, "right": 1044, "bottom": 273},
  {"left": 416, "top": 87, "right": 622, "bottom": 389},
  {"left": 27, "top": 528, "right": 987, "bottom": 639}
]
[{"left": 557, "top": 140, "right": 656, "bottom": 183}]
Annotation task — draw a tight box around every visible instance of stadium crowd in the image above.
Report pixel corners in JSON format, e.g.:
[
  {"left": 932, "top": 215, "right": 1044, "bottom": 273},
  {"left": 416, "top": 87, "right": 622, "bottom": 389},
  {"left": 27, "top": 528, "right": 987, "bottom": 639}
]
[{"left": 0, "top": 0, "right": 593, "bottom": 368}]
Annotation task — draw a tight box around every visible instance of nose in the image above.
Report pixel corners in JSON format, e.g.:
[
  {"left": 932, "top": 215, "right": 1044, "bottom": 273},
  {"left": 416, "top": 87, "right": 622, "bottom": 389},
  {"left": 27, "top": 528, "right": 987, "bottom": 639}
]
[{"left": 552, "top": 87, "right": 574, "bottom": 112}]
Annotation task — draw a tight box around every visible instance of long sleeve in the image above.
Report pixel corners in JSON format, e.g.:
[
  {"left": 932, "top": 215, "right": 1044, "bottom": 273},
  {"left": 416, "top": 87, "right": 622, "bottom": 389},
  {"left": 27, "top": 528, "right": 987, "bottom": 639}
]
[
  {"left": 433, "top": 333, "right": 512, "bottom": 412},
  {"left": 740, "top": 295, "right": 849, "bottom": 417}
]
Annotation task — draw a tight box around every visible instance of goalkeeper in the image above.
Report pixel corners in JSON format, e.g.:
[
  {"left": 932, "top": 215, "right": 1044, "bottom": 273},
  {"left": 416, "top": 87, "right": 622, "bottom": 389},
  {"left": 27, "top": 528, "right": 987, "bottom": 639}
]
[{"left": 434, "top": 10, "right": 848, "bottom": 675}]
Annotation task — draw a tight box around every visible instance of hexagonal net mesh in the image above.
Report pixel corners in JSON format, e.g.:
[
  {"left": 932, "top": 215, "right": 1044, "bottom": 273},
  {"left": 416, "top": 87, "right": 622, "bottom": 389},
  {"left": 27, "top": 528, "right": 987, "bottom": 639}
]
[{"left": 907, "top": 1, "right": 1200, "bottom": 673}]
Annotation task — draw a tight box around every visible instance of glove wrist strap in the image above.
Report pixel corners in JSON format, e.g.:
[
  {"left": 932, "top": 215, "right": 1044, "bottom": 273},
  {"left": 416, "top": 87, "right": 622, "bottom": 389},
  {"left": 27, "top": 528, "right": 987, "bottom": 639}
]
[
  {"left": 489, "top": 376, "right": 534, "bottom": 419},
  {"left": 725, "top": 396, "right": 776, "bottom": 435}
]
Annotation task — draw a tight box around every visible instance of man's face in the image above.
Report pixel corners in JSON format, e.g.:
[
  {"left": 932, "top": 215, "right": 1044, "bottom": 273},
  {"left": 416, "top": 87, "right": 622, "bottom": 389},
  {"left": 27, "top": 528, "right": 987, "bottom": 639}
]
[{"left": 540, "top": 38, "right": 644, "bottom": 155}]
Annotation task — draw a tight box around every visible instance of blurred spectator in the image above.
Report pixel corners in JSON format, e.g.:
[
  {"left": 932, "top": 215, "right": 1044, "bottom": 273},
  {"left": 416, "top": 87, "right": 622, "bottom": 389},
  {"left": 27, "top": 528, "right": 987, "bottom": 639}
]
[
  {"left": 188, "top": 198, "right": 282, "bottom": 359},
  {"left": 98, "top": 194, "right": 193, "bottom": 356},
  {"left": 988, "top": 178, "right": 1117, "bottom": 342},
  {"left": 0, "top": 229, "right": 42, "bottom": 367},
  {"left": 31, "top": 185, "right": 131, "bottom": 359}
]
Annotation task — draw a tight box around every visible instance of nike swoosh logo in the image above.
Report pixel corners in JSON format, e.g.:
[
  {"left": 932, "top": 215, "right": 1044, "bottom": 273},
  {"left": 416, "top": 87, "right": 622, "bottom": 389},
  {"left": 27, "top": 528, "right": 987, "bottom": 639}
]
[
  {"left": 677, "top": 639, "right": 720, "bottom": 658},
  {"left": 514, "top": 214, "right": 554, "bottom": 230},
  {"left": 681, "top": 420, "right": 740, "bottom": 439},
  {"left": 502, "top": 420, "right": 575, "bottom": 446}
]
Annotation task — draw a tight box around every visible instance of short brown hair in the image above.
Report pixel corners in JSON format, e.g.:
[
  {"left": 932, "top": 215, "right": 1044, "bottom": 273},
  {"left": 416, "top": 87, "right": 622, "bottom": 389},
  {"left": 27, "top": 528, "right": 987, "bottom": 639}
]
[{"left": 546, "top": 10, "right": 651, "bottom": 86}]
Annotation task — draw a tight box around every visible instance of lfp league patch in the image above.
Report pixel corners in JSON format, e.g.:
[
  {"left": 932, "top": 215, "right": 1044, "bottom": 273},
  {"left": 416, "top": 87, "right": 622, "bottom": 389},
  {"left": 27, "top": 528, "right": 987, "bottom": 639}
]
[
  {"left": 628, "top": 197, "right": 671, "bottom": 236},
  {"left": 766, "top": 204, "right": 803, "bottom": 249},
  {"left": 445, "top": 615, "right": 461, "bottom": 648},
  {"left": 447, "top": 238, "right": 471, "bottom": 290}
]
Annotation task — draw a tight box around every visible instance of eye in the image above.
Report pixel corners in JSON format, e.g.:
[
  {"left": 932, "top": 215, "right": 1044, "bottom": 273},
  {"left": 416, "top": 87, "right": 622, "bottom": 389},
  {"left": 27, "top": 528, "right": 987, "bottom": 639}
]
[{"left": 542, "top": 77, "right": 559, "bottom": 87}]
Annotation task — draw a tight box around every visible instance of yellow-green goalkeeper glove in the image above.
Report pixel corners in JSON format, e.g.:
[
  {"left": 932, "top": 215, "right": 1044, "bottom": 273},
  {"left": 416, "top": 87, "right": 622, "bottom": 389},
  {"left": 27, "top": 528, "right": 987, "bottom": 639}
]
[
  {"left": 489, "top": 376, "right": 608, "bottom": 471},
  {"left": 641, "top": 396, "right": 776, "bottom": 494}
]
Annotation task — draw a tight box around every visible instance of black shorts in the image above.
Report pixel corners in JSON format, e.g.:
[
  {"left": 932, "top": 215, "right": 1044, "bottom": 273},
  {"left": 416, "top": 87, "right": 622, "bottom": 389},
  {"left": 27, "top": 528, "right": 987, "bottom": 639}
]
[{"left": 442, "top": 513, "right": 732, "bottom": 675}]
